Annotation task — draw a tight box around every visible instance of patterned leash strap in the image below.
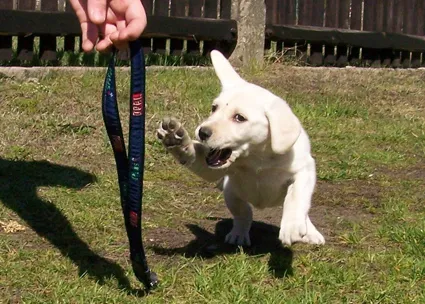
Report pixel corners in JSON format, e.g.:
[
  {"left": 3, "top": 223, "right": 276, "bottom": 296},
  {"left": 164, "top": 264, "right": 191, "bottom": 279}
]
[{"left": 102, "top": 40, "right": 158, "bottom": 290}]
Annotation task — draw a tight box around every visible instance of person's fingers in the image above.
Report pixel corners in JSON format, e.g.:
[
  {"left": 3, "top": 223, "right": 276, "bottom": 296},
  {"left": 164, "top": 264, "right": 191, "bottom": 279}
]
[
  {"left": 119, "top": 1, "right": 147, "bottom": 41},
  {"left": 96, "top": 36, "right": 113, "bottom": 52},
  {"left": 71, "top": 0, "right": 147, "bottom": 52},
  {"left": 110, "top": 20, "right": 128, "bottom": 50},
  {"left": 80, "top": 21, "right": 98, "bottom": 52},
  {"left": 87, "top": 0, "right": 107, "bottom": 24},
  {"left": 96, "top": 23, "right": 118, "bottom": 52}
]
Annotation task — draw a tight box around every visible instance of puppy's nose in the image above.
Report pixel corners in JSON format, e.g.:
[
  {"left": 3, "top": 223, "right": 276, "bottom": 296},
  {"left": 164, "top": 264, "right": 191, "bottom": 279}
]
[{"left": 198, "top": 127, "right": 212, "bottom": 141}]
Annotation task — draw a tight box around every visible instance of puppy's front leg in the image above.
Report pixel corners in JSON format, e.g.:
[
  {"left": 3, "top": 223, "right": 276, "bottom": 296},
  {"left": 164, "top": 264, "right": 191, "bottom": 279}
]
[
  {"left": 279, "top": 161, "right": 325, "bottom": 246},
  {"left": 223, "top": 180, "right": 252, "bottom": 246},
  {"left": 157, "top": 117, "right": 226, "bottom": 182}
]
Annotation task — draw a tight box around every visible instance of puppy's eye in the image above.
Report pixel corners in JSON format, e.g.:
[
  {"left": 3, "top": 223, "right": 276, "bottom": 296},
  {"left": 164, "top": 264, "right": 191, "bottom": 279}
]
[
  {"left": 211, "top": 104, "right": 218, "bottom": 113},
  {"left": 234, "top": 114, "right": 247, "bottom": 122}
]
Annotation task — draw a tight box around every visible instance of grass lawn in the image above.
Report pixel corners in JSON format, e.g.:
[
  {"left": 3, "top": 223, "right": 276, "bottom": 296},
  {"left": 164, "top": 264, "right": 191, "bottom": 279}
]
[{"left": 0, "top": 65, "right": 424, "bottom": 303}]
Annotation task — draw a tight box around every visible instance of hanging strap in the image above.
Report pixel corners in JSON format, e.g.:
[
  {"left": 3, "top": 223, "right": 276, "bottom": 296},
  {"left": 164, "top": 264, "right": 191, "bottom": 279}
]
[{"left": 102, "top": 40, "right": 158, "bottom": 290}]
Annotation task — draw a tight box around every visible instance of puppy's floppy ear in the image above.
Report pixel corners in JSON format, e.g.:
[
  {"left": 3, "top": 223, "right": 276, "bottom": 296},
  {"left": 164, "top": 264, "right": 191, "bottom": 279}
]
[
  {"left": 265, "top": 98, "right": 302, "bottom": 154},
  {"left": 210, "top": 50, "right": 246, "bottom": 90}
]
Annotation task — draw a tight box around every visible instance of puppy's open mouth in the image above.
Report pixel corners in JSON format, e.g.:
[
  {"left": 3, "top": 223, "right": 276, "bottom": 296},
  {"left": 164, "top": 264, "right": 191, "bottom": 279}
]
[{"left": 206, "top": 148, "right": 232, "bottom": 167}]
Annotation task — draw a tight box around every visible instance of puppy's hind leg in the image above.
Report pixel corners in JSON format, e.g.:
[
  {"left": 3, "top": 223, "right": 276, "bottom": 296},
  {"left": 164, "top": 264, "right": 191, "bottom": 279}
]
[{"left": 223, "top": 179, "right": 252, "bottom": 246}]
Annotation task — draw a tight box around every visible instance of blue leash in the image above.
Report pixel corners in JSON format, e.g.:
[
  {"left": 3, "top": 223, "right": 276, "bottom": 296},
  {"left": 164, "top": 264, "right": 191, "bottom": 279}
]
[{"left": 102, "top": 40, "right": 158, "bottom": 290}]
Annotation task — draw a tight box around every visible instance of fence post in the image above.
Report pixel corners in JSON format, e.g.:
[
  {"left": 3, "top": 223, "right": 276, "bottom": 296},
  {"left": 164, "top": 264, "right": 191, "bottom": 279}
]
[{"left": 229, "top": 0, "right": 266, "bottom": 66}]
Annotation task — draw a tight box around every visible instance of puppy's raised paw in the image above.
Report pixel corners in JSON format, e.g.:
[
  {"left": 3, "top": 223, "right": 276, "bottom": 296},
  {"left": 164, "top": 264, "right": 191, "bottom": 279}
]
[
  {"left": 157, "top": 117, "right": 195, "bottom": 165},
  {"left": 157, "top": 117, "right": 191, "bottom": 148}
]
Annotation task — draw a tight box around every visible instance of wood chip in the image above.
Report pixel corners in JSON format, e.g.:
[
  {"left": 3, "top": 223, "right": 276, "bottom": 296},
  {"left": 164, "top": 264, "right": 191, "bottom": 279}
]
[{"left": 0, "top": 220, "right": 26, "bottom": 233}]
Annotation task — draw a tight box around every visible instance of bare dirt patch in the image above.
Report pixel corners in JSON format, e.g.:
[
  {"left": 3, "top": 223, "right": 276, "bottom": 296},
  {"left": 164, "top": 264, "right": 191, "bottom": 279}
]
[
  {"left": 147, "top": 179, "right": 382, "bottom": 258},
  {"left": 377, "top": 162, "right": 425, "bottom": 181}
]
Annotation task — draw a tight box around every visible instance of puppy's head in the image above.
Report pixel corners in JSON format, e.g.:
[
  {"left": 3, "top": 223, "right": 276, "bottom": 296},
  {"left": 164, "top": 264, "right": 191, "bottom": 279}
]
[{"left": 196, "top": 50, "right": 302, "bottom": 169}]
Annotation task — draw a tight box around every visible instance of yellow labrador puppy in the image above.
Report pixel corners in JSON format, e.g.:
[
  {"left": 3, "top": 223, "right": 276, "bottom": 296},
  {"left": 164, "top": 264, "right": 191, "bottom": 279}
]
[{"left": 157, "top": 50, "right": 325, "bottom": 247}]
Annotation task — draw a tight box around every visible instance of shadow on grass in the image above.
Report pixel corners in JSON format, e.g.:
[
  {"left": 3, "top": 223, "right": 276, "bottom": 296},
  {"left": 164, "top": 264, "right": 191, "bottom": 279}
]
[
  {"left": 152, "top": 218, "right": 293, "bottom": 278},
  {"left": 0, "top": 159, "right": 146, "bottom": 296}
]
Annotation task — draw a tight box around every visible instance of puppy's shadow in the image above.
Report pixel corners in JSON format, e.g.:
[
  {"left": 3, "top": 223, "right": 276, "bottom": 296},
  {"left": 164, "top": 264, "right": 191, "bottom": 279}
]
[{"left": 152, "top": 218, "right": 293, "bottom": 278}]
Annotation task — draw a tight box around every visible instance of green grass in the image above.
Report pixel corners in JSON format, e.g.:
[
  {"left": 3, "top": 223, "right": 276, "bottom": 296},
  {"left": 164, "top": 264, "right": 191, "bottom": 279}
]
[{"left": 1, "top": 66, "right": 425, "bottom": 303}]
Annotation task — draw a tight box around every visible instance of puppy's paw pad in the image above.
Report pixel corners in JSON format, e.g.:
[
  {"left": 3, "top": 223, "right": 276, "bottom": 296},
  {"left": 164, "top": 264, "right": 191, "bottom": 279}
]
[
  {"left": 225, "top": 230, "right": 251, "bottom": 247},
  {"left": 157, "top": 117, "right": 190, "bottom": 148}
]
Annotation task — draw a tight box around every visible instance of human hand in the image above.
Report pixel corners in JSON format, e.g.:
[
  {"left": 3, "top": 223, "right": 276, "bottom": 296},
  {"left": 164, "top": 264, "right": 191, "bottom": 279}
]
[{"left": 69, "top": 0, "right": 147, "bottom": 52}]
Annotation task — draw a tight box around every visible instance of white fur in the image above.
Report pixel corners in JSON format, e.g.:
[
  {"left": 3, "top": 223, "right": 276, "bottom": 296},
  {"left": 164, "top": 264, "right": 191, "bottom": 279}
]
[{"left": 157, "top": 50, "right": 325, "bottom": 247}]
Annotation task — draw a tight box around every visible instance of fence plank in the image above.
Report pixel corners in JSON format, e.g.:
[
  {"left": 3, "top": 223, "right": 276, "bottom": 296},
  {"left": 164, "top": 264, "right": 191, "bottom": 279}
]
[
  {"left": 312, "top": 0, "right": 325, "bottom": 27},
  {"left": 41, "top": 0, "right": 58, "bottom": 11},
  {"left": 299, "top": 0, "right": 325, "bottom": 27},
  {"left": 0, "top": 0, "right": 13, "bottom": 60},
  {"left": 203, "top": 0, "right": 221, "bottom": 55},
  {"left": 298, "top": 0, "right": 313, "bottom": 26},
  {"left": 265, "top": 24, "right": 425, "bottom": 52},
  {"left": 265, "top": 0, "right": 275, "bottom": 24},
  {"left": 363, "top": 0, "right": 376, "bottom": 31},
  {"left": 154, "top": 0, "right": 169, "bottom": 16},
  {"left": 415, "top": 0, "right": 425, "bottom": 36},
  {"left": 326, "top": 0, "right": 351, "bottom": 28},
  {"left": 188, "top": 0, "right": 203, "bottom": 17},
  {"left": 64, "top": 0, "right": 76, "bottom": 52},
  {"left": 350, "top": 0, "right": 363, "bottom": 30},
  {"left": 392, "top": 0, "right": 404, "bottom": 33},
  {"left": 187, "top": 0, "right": 204, "bottom": 54},
  {"left": 170, "top": 0, "right": 187, "bottom": 17},
  {"left": 384, "top": 0, "right": 395, "bottom": 32},
  {"left": 338, "top": 0, "right": 350, "bottom": 28},
  {"left": 363, "top": 0, "right": 385, "bottom": 67},
  {"left": 40, "top": 0, "right": 59, "bottom": 61},
  {"left": 403, "top": 0, "right": 417, "bottom": 35},
  {"left": 17, "top": 0, "right": 36, "bottom": 10},
  {"left": 279, "top": 0, "right": 296, "bottom": 25},
  {"left": 17, "top": 0, "right": 36, "bottom": 61},
  {"left": 153, "top": 0, "right": 169, "bottom": 54},
  {"left": 1, "top": 11, "right": 236, "bottom": 41},
  {"left": 325, "top": 0, "right": 338, "bottom": 28},
  {"left": 204, "top": 0, "right": 218, "bottom": 18},
  {"left": 220, "top": 0, "right": 231, "bottom": 19},
  {"left": 143, "top": 0, "right": 154, "bottom": 15},
  {"left": 375, "top": 0, "right": 385, "bottom": 32},
  {"left": 169, "top": 0, "right": 187, "bottom": 55},
  {"left": 265, "top": 0, "right": 287, "bottom": 24}
]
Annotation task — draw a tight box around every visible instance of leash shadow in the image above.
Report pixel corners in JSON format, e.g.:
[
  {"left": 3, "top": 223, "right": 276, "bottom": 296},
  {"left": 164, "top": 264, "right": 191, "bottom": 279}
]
[
  {"left": 152, "top": 218, "right": 293, "bottom": 278},
  {"left": 0, "top": 158, "right": 144, "bottom": 295}
]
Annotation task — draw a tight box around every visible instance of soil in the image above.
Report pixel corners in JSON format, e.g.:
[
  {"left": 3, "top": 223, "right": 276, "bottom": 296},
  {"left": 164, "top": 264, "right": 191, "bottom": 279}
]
[{"left": 146, "top": 177, "right": 385, "bottom": 260}]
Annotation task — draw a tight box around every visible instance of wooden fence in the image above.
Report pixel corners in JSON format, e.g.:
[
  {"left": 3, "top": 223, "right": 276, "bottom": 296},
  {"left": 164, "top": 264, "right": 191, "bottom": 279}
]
[
  {"left": 1, "top": 0, "right": 425, "bottom": 67},
  {"left": 0, "top": 0, "right": 237, "bottom": 65},
  {"left": 265, "top": 0, "right": 425, "bottom": 67}
]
